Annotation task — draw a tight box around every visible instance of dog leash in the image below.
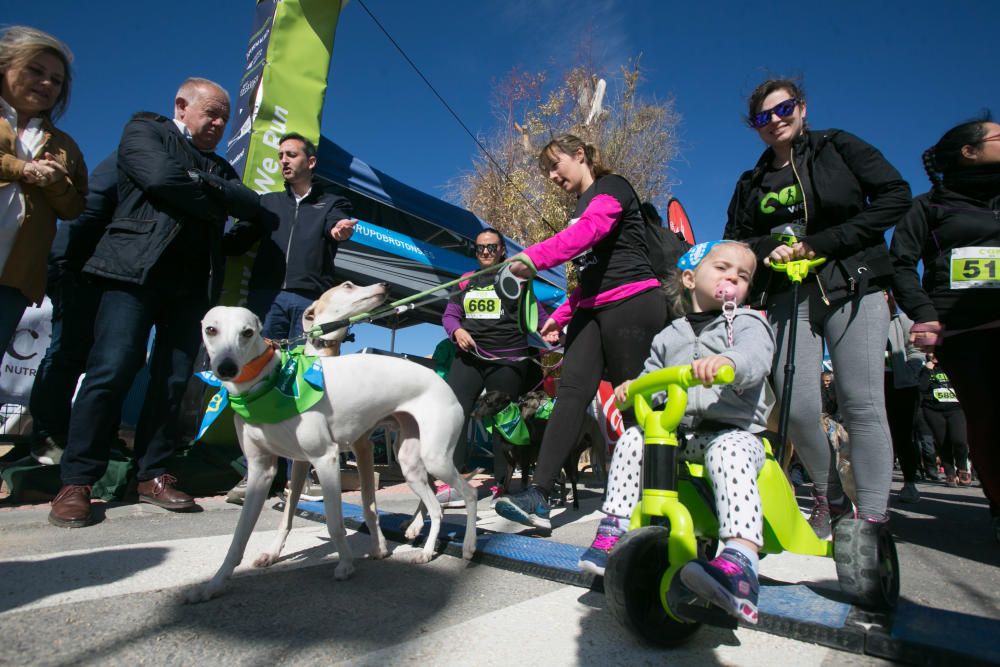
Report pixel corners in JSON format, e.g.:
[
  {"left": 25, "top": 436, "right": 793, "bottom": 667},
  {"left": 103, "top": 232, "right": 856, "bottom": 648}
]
[
  {"left": 267, "top": 293, "right": 452, "bottom": 350},
  {"left": 305, "top": 259, "right": 516, "bottom": 339}
]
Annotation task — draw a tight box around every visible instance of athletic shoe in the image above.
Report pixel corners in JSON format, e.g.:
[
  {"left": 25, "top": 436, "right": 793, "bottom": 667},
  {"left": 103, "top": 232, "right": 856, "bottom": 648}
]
[
  {"left": 945, "top": 473, "right": 958, "bottom": 488},
  {"left": 958, "top": 471, "right": 973, "bottom": 487},
  {"left": 434, "top": 484, "right": 466, "bottom": 509},
  {"left": 808, "top": 494, "right": 853, "bottom": 539},
  {"left": 30, "top": 436, "right": 64, "bottom": 466},
  {"left": 494, "top": 485, "right": 551, "bottom": 531},
  {"left": 679, "top": 548, "right": 760, "bottom": 625},
  {"left": 286, "top": 478, "right": 324, "bottom": 502},
  {"left": 899, "top": 482, "right": 920, "bottom": 504},
  {"left": 578, "top": 516, "right": 625, "bottom": 576},
  {"left": 923, "top": 467, "right": 943, "bottom": 482},
  {"left": 225, "top": 478, "right": 248, "bottom": 506}
]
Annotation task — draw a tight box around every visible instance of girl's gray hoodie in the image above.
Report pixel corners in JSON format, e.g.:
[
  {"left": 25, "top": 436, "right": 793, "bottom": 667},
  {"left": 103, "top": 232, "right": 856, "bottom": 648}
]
[{"left": 642, "top": 308, "right": 775, "bottom": 433}]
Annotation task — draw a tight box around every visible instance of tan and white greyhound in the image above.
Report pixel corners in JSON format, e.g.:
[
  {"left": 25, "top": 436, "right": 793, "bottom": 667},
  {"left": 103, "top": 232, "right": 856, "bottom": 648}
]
[{"left": 187, "top": 282, "right": 476, "bottom": 602}]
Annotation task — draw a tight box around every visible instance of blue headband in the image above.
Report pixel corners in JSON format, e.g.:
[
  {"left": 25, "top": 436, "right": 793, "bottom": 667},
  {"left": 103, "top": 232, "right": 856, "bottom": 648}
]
[{"left": 677, "top": 241, "right": 731, "bottom": 271}]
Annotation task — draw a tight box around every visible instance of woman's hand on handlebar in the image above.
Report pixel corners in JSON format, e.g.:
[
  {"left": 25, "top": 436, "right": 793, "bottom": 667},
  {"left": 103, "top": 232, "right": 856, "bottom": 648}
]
[
  {"left": 765, "top": 241, "right": 815, "bottom": 266},
  {"left": 453, "top": 328, "right": 476, "bottom": 352},
  {"left": 539, "top": 317, "right": 562, "bottom": 344},
  {"left": 691, "top": 355, "right": 735, "bottom": 387},
  {"left": 614, "top": 379, "right": 633, "bottom": 405}
]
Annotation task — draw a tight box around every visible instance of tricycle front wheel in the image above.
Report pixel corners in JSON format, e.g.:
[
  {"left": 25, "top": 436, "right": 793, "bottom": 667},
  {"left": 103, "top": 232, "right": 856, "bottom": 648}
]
[{"left": 604, "top": 526, "right": 702, "bottom": 646}]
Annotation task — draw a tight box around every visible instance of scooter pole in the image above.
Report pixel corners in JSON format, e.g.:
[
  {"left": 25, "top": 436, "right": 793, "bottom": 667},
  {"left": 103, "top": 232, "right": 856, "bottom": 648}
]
[{"left": 770, "top": 257, "right": 825, "bottom": 468}]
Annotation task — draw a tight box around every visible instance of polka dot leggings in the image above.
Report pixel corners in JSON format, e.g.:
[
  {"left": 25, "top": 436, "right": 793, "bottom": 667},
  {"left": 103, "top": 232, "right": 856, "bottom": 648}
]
[{"left": 602, "top": 426, "right": 766, "bottom": 547}]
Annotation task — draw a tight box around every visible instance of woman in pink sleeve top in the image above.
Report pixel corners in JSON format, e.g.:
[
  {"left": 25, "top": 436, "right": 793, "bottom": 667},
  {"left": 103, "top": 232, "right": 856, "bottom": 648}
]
[{"left": 493, "top": 134, "right": 667, "bottom": 531}]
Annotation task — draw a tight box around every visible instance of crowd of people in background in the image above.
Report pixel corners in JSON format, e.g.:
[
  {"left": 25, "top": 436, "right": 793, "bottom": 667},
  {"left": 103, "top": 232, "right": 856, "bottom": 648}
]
[{"left": 1, "top": 24, "right": 997, "bottom": 624}]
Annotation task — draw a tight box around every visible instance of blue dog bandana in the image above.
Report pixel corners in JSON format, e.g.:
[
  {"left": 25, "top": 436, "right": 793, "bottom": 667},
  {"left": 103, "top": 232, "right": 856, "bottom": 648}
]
[{"left": 677, "top": 240, "right": 735, "bottom": 271}]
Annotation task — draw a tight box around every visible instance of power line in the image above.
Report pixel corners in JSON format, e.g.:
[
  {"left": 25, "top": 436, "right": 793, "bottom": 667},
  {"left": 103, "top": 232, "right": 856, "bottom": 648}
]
[{"left": 355, "top": 0, "right": 559, "bottom": 234}]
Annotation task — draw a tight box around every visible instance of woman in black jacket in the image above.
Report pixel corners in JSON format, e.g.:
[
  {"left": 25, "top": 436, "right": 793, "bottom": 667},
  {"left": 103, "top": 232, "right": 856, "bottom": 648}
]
[
  {"left": 724, "top": 78, "right": 912, "bottom": 537},
  {"left": 890, "top": 115, "right": 1000, "bottom": 542}
]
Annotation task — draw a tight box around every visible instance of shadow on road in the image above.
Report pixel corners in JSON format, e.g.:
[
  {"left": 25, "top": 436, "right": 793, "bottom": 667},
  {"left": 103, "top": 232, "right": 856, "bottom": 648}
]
[{"left": 0, "top": 546, "right": 169, "bottom": 613}]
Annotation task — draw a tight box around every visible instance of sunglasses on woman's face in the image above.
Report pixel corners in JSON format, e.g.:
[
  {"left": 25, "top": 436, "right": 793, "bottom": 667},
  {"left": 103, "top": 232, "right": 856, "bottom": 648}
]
[
  {"left": 749, "top": 98, "right": 799, "bottom": 129},
  {"left": 475, "top": 243, "right": 500, "bottom": 256}
]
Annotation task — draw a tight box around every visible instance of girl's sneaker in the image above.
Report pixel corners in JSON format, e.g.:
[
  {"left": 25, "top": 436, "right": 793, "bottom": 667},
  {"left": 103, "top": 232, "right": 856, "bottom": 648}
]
[
  {"left": 679, "top": 548, "right": 760, "bottom": 624},
  {"left": 494, "top": 486, "right": 551, "bottom": 531},
  {"left": 957, "top": 470, "right": 973, "bottom": 487},
  {"left": 578, "top": 516, "right": 625, "bottom": 576}
]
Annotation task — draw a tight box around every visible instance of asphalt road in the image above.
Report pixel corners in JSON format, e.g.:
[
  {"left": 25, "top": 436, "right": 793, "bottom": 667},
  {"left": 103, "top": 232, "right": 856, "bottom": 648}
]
[{"left": 0, "top": 497, "right": 892, "bottom": 667}]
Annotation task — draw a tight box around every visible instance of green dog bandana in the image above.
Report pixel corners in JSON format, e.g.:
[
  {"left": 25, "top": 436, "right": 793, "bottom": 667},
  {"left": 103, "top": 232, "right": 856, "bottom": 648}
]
[
  {"left": 484, "top": 397, "right": 555, "bottom": 446},
  {"left": 227, "top": 347, "right": 326, "bottom": 424}
]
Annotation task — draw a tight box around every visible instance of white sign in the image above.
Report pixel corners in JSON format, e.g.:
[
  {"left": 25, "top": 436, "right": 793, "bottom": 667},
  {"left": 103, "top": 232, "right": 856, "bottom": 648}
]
[{"left": 0, "top": 297, "right": 52, "bottom": 405}]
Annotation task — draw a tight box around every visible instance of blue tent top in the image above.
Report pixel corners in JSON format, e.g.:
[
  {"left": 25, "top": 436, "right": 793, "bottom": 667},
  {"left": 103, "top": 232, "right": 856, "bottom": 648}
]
[{"left": 314, "top": 137, "right": 566, "bottom": 289}]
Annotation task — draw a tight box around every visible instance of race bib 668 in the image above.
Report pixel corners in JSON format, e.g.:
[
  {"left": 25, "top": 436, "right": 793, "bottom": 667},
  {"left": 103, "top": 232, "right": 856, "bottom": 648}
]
[{"left": 464, "top": 288, "right": 502, "bottom": 319}]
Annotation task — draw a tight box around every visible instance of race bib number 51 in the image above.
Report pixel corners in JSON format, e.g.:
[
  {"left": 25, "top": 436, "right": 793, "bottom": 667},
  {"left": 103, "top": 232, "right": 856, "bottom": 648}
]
[{"left": 951, "top": 247, "right": 1000, "bottom": 289}]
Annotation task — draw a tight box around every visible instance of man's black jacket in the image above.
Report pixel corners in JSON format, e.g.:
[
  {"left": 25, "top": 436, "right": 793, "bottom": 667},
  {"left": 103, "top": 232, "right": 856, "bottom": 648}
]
[
  {"left": 223, "top": 182, "right": 352, "bottom": 299},
  {"left": 50, "top": 150, "right": 118, "bottom": 277},
  {"left": 84, "top": 113, "right": 259, "bottom": 300}
]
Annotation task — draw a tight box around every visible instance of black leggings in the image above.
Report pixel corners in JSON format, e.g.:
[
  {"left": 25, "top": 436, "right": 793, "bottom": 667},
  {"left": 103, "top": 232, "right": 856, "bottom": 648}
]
[
  {"left": 922, "top": 406, "right": 970, "bottom": 474},
  {"left": 937, "top": 329, "right": 1000, "bottom": 517},
  {"left": 532, "top": 289, "right": 667, "bottom": 494},
  {"left": 885, "top": 384, "right": 919, "bottom": 483},
  {"left": 446, "top": 352, "right": 528, "bottom": 471}
]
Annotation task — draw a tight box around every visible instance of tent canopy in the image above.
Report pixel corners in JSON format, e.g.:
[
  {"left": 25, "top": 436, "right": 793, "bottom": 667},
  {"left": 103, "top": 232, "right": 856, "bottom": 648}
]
[{"left": 313, "top": 138, "right": 566, "bottom": 328}]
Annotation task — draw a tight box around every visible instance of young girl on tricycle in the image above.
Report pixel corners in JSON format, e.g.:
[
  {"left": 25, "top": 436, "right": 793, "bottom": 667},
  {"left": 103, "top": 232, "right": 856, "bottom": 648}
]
[{"left": 579, "top": 240, "right": 774, "bottom": 625}]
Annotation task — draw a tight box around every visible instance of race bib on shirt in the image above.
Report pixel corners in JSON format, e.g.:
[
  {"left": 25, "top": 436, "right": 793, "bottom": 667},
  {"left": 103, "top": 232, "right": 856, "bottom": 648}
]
[
  {"left": 464, "top": 287, "right": 502, "bottom": 319},
  {"left": 950, "top": 247, "right": 1000, "bottom": 289},
  {"left": 933, "top": 387, "right": 958, "bottom": 403}
]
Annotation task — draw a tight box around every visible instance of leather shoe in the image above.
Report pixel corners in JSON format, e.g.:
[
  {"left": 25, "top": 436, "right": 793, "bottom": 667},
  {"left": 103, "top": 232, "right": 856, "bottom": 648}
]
[
  {"left": 49, "top": 485, "right": 93, "bottom": 528},
  {"left": 137, "top": 474, "right": 196, "bottom": 511}
]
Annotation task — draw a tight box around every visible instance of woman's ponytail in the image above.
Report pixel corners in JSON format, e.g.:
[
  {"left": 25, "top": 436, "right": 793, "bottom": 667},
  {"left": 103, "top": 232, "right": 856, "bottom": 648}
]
[{"left": 921, "top": 148, "right": 942, "bottom": 190}]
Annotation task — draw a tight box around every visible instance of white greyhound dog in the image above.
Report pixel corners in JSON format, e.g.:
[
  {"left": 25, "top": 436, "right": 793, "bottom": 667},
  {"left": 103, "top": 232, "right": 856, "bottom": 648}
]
[{"left": 187, "top": 282, "right": 476, "bottom": 602}]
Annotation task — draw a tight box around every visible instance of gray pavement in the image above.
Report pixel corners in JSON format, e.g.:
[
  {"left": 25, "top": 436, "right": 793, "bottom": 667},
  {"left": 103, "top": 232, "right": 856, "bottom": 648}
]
[{"left": 0, "top": 467, "right": 995, "bottom": 666}]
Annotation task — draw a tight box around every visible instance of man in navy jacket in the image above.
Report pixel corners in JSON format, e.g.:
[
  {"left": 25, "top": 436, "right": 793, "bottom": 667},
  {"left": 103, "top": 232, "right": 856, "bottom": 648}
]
[
  {"left": 224, "top": 131, "right": 356, "bottom": 341},
  {"left": 221, "top": 132, "right": 355, "bottom": 503},
  {"left": 50, "top": 78, "right": 260, "bottom": 528}
]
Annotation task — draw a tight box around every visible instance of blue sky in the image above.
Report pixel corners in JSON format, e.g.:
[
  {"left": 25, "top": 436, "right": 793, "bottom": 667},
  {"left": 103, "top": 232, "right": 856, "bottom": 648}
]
[{"left": 7, "top": 1, "right": 999, "bottom": 357}]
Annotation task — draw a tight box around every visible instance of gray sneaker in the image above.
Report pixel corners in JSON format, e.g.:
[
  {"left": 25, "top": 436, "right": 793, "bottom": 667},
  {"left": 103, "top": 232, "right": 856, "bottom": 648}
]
[{"left": 225, "top": 478, "right": 248, "bottom": 505}]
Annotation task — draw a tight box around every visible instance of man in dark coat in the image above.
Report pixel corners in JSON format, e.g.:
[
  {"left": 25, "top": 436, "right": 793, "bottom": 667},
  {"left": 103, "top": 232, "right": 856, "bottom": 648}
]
[{"left": 49, "top": 78, "right": 260, "bottom": 528}]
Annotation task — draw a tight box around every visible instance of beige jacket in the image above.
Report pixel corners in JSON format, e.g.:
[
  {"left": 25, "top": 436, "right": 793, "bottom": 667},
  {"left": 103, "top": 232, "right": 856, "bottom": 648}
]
[{"left": 0, "top": 115, "right": 87, "bottom": 304}]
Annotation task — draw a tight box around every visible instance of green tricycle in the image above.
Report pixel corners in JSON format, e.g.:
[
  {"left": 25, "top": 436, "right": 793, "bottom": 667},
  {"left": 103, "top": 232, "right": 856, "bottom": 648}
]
[{"left": 604, "top": 363, "right": 899, "bottom": 646}]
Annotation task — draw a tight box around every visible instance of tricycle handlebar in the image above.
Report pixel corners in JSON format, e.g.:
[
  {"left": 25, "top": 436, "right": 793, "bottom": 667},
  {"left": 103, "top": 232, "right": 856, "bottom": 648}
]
[{"left": 621, "top": 364, "right": 735, "bottom": 411}]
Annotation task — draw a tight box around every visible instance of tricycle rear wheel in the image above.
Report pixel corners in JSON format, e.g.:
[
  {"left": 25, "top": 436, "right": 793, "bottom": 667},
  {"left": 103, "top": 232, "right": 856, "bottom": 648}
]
[{"left": 833, "top": 519, "right": 900, "bottom": 610}]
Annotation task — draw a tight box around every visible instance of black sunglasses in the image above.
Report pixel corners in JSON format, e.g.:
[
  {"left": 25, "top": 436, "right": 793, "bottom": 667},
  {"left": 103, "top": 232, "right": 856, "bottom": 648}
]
[
  {"left": 749, "top": 98, "right": 799, "bottom": 129},
  {"left": 475, "top": 243, "right": 500, "bottom": 256}
]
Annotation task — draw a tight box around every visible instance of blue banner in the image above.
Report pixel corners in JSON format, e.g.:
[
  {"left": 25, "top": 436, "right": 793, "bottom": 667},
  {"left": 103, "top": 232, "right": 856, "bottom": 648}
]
[
  {"left": 348, "top": 220, "right": 565, "bottom": 307},
  {"left": 225, "top": 0, "right": 278, "bottom": 176}
]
